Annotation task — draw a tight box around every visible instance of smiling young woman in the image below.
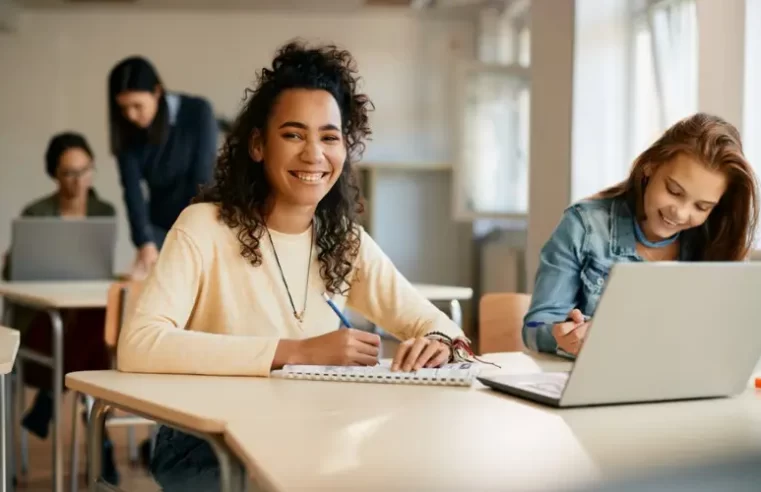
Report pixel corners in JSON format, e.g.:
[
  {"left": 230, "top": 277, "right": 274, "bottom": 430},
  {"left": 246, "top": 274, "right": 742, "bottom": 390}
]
[
  {"left": 115, "top": 41, "right": 473, "bottom": 492},
  {"left": 521, "top": 112, "right": 759, "bottom": 357}
]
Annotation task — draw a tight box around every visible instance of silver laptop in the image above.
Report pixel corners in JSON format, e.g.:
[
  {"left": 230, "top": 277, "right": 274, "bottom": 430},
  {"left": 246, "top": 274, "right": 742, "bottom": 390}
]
[
  {"left": 478, "top": 262, "right": 761, "bottom": 407},
  {"left": 10, "top": 217, "right": 116, "bottom": 281}
]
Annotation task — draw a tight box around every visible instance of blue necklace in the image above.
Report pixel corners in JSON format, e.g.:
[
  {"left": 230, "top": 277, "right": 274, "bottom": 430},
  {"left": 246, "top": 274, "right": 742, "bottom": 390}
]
[{"left": 633, "top": 219, "right": 680, "bottom": 248}]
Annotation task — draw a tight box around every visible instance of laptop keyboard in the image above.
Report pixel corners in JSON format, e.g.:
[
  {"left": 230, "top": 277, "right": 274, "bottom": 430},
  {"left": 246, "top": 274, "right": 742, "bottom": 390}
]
[{"left": 517, "top": 372, "right": 569, "bottom": 398}]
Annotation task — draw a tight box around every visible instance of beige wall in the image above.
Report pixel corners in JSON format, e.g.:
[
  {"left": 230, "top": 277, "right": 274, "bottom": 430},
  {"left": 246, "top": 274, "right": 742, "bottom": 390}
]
[{"left": 0, "top": 7, "right": 474, "bottom": 274}]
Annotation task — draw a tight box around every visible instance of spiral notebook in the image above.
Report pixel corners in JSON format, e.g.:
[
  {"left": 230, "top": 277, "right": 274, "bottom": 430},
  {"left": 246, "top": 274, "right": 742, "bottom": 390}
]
[{"left": 271, "top": 360, "right": 481, "bottom": 387}]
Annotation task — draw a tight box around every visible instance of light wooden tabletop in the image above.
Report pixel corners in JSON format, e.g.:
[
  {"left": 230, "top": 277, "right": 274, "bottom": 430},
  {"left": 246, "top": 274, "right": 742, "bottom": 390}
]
[
  {"left": 66, "top": 353, "right": 761, "bottom": 492},
  {"left": 412, "top": 283, "right": 473, "bottom": 301},
  {"left": 0, "top": 325, "right": 20, "bottom": 375},
  {"left": 0, "top": 281, "right": 112, "bottom": 309}
]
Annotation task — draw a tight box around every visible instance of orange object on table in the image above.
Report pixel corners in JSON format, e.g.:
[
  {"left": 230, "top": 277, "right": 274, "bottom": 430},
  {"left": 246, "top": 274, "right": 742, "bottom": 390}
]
[{"left": 755, "top": 377, "right": 761, "bottom": 389}]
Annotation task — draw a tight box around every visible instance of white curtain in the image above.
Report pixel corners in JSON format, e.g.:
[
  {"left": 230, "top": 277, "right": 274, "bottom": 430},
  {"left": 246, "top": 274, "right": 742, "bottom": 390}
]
[
  {"left": 745, "top": 0, "right": 761, "bottom": 248},
  {"left": 648, "top": 0, "right": 698, "bottom": 127}
]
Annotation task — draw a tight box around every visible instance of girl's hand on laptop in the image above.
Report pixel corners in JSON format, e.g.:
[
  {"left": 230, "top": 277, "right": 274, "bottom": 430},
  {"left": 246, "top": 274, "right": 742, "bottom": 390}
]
[
  {"left": 552, "top": 309, "right": 590, "bottom": 355},
  {"left": 391, "top": 337, "right": 450, "bottom": 372}
]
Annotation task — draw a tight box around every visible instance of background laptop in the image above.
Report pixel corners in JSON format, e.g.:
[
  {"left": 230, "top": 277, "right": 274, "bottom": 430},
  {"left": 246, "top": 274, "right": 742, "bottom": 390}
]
[
  {"left": 478, "top": 262, "right": 761, "bottom": 407},
  {"left": 10, "top": 217, "right": 116, "bottom": 281}
]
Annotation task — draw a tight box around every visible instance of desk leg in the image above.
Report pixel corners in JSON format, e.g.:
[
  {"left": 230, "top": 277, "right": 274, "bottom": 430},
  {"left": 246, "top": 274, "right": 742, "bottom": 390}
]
[
  {"left": 207, "top": 437, "right": 247, "bottom": 492},
  {"left": 48, "top": 310, "right": 63, "bottom": 492},
  {"left": 449, "top": 299, "right": 463, "bottom": 328},
  {"left": 2, "top": 373, "right": 7, "bottom": 492},
  {"left": 87, "top": 399, "right": 108, "bottom": 492},
  {"left": 14, "top": 362, "right": 25, "bottom": 478},
  {"left": 1, "top": 304, "right": 14, "bottom": 492}
]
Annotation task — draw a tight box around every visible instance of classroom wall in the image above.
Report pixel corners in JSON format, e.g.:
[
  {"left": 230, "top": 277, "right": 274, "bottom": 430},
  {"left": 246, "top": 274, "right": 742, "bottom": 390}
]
[
  {"left": 0, "top": 7, "right": 475, "bottom": 278},
  {"left": 0, "top": 0, "right": 19, "bottom": 31}
]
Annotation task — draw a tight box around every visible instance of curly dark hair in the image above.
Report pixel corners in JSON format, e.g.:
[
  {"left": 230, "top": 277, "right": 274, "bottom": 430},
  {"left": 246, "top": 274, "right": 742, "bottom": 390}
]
[{"left": 195, "top": 40, "right": 373, "bottom": 294}]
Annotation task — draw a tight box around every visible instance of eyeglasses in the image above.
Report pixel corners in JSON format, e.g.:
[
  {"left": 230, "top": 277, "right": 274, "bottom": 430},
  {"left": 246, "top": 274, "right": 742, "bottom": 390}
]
[{"left": 59, "top": 164, "right": 94, "bottom": 180}]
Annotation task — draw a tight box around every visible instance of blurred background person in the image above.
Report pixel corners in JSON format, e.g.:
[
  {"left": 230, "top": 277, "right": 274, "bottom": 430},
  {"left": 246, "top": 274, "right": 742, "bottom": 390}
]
[
  {"left": 108, "top": 56, "right": 218, "bottom": 279},
  {"left": 1, "top": 131, "right": 119, "bottom": 483}
]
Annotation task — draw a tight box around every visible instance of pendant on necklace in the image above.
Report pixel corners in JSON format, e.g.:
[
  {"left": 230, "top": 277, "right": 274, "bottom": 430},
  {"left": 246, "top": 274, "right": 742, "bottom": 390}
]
[{"left": 294, "top": 311, "right": 304, "bottom": 323}]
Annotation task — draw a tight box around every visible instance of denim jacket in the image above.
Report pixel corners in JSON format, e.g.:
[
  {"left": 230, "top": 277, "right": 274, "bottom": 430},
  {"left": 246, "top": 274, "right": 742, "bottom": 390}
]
[{"left": 522, "top": 196, "right": 695, "bottom": 353}]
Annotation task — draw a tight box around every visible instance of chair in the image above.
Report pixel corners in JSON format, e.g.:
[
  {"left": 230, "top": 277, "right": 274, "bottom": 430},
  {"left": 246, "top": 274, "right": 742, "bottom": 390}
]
[
  {"left": 478, "top": 293, "right": 531, "bottom": 353},
  {"left": 69, "top": 280, "right": 155, "bottom": 491}
]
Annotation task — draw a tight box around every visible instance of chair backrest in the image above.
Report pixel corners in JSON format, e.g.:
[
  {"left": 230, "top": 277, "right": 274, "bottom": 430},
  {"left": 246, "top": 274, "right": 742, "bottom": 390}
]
[
  {"left": 478, "top": 292, "right": 531, "bottom": 354},
  {"left": 104, "top": 279, "right": 146, "bottom": 350}
]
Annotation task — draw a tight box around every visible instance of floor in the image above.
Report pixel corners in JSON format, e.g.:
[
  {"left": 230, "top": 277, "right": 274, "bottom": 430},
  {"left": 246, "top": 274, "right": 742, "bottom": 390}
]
[
  {"left": 11, "top": 337, "right": 400, "bottom": 491},
  {"left": 11, "top": 389, "right": 159, "bottom": 492}
]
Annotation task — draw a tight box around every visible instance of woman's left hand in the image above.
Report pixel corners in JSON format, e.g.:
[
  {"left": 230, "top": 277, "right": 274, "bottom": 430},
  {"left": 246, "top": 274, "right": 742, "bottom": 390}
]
[{"left": 391, "top": 337, "right": 451, "bottom": 372}]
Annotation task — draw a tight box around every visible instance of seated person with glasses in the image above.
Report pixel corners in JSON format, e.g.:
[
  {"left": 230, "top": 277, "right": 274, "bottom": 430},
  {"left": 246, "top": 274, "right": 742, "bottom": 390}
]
[{"left": 1, "top": 131, "right": 120, "bottom": 484}]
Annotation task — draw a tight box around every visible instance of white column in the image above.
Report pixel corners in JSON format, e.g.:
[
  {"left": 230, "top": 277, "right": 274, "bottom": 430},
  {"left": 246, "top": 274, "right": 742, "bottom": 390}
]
[
  {"left": 525, "top": 0, "right": 576, "bottom": 291},
  {"left": 744, "top": 0, "right": 761, "bottom": 168},
  {"left": 696, "top": 0, "right": 746, "bottom": 129}
]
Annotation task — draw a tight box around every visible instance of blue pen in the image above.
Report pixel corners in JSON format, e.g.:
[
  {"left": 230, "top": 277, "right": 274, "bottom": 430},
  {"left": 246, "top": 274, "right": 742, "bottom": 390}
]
[
  {"left": 526, "top": 315, "right": 590, "bottom": 328},
  {"left": 322, "top": 292, "right": 353, "bottom": 328}
]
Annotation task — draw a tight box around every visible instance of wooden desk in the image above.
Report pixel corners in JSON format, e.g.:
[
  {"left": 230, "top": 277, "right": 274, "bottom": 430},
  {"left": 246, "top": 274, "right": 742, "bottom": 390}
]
[
  {"left": 0, "top": 327, "right": 19, "bottom": 375},
  {"left": 1, "top": 327, "right": 20, "bottom": 492},
  {"left": 66, "top": 353, "right": 761, "bottom": 492},
  {"left": 0, "top": 281, "right": 111, "bottom": 492}
]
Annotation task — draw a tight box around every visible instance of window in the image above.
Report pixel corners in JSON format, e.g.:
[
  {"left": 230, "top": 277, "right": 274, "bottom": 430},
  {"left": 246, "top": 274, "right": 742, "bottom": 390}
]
[
  {"left": 631, "top": 19, "right": 661, "bottom": 161},
  {"left": 454, "top": 2, "right": 531, "bottom": 220},
  {"left": 456, "top": 64, "right": 530, "bottom": 218},
  {"left": 571, "top": 0, "right": 631, "bottom": 202},
  {"left": 744, "top": 0, "right": 761, "bottom": 176},
  {"left": 629, "top": 0, "right": 698, "bottom": 161}
]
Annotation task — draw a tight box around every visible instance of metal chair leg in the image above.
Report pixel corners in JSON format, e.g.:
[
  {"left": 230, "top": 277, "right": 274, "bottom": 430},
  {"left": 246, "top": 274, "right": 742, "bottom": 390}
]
[
  {"left": 70, "top": 391, "right": 81, "bottom": 492},
  {"left": 149, "top": 425, "right": 158, "bottom": 461},
  {"left": 84, "top": 395, "right": 94, "bottom": 418},
  {"left": 449, "top": 299, "right": 463, "bottom": 327}
]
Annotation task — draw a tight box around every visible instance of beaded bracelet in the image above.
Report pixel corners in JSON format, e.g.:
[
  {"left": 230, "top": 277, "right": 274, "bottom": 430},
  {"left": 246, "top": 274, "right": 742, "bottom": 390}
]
[{"left": 425, "top": 331, "right": 501, "bottom": 368}]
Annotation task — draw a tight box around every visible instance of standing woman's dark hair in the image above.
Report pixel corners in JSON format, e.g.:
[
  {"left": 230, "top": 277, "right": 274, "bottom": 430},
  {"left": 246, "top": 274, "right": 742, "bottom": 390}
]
[
  {"left": 107, "top": 55, "right": 219, "bottom": 279},
  {"left": 108, "top": 57, "right": 169, "bottom": 155}
]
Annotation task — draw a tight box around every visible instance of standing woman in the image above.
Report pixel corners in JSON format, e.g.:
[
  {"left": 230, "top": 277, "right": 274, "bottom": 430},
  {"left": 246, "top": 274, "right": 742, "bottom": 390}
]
[{"left": 108, "top": 56, "right": 219, "bottom": 278}]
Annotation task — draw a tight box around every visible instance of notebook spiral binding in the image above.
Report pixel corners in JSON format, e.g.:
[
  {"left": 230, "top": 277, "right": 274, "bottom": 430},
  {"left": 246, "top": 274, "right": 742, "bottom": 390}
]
[{"left": 278, "top": 363, "right": 479, "bottom": 387}]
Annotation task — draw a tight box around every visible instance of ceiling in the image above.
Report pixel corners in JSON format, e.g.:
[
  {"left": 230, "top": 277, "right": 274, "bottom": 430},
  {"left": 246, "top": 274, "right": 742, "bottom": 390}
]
[
  {"left": 18, "top": 0, "right": 497, "bottom": 11},
  {"left": 20, "top": 0, "right": 365, "bottom": 8}
]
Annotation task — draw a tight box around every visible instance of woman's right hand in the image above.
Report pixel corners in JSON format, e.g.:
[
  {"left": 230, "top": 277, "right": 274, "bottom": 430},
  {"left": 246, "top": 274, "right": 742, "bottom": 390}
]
[
  {"left": 301, "top": 329, "right": 381, "bottom": 366},
  {"left": 274, "top": 329, "right": 381, "bottom": 368},
  {"left": 551, "top": 309, "right": 590, "bottom": 355},
  {"left": 130, "top": 242, "right": 159, "bottom": 280}
]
